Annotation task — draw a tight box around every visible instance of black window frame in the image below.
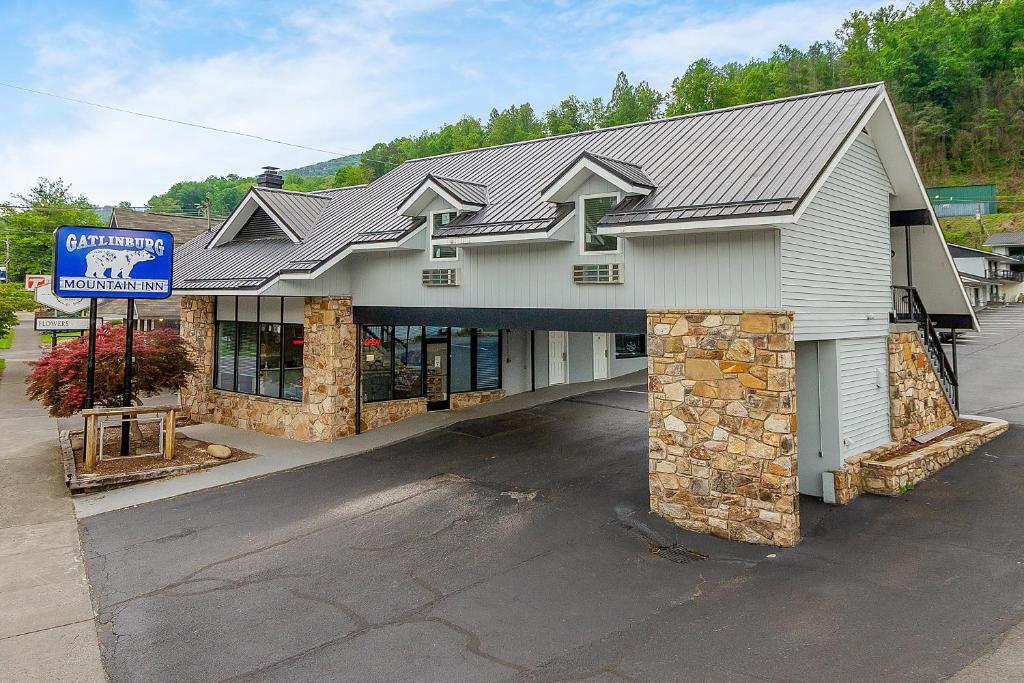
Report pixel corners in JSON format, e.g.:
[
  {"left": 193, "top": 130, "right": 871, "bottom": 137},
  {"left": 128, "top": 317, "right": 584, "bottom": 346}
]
[
  {"left": 361, "top": 325, "right": 502, "bottom": 404},
  {"left": 213, "top": 296, "right": 304, "bottom": 402},
  {"left": 614, "top": 332, "right": 647, "bottom": 359}
]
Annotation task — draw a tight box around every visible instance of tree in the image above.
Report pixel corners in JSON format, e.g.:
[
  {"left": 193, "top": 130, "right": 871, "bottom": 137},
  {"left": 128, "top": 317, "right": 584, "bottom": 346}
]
[
  {"left": 545, "top": 95, "right": 603, "bottom": 135},
  {"left": 25, "top": 324, "right": 196, "bottom": 418},
  {"left": 0, "top": 285, "right": 37, "bottom": 339},
  {"left": 333, "top": 165, "right": 368, "bottom": 187},
  {"left": 484, "top": 103, "right": 545, "bottom": 146},
  {"left": 0, "top": 178, "right": 103, "bottom": 280},
  {"left": 601, "top": 72, "right": 664, "bottom": 127}
]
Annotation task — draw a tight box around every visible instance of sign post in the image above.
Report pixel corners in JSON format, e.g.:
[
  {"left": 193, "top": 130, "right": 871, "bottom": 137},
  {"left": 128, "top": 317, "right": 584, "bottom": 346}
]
[
  {"left": 120, "top": 299, "right": 136, "bottom": 456},
  {"left": 54, "top": 225, "right": 173, "bottom": 455}
]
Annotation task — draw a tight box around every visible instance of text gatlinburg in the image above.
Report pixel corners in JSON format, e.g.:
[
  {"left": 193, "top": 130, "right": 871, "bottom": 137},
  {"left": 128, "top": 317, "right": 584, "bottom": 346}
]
[{"left": 59, "top": 232, "right": 169, "bottom": 294}]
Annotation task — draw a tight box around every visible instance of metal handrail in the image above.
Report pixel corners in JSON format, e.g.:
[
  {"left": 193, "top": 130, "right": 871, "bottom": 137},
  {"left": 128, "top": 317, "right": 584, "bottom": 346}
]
[{"left": 890, "top": 285, "right": 959, "bottom": 411}]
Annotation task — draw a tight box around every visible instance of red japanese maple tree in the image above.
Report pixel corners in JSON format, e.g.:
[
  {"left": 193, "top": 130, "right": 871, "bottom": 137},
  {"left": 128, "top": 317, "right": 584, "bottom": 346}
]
[{"left": 25, "top": 324, "right": 196, "bottom": 418}]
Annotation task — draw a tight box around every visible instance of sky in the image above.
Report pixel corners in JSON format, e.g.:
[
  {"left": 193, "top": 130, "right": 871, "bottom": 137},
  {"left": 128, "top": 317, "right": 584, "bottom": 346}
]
[{"left": 0, "top": 0, "right": 877, "bottom": 207}]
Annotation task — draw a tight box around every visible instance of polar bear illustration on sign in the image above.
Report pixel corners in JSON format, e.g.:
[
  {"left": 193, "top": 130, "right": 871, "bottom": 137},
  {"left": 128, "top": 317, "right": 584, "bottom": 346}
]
[{"left": 84, "top": 249, "right": 155, "bottom": 279}]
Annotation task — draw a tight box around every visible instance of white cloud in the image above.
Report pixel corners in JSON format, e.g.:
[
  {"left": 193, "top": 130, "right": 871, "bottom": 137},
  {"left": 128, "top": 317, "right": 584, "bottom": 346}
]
[
  {"left": 602, "top": 1, "right": 873, "bottom": 88},
  {"left": 0, "top": 2, "right": 447, "bottom": 206}
]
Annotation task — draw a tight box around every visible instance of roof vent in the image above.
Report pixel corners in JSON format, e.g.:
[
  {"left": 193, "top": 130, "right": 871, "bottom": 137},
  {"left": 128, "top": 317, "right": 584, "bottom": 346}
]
[{"left": 256, "top": 166, "right": 284, "bottom": 189}]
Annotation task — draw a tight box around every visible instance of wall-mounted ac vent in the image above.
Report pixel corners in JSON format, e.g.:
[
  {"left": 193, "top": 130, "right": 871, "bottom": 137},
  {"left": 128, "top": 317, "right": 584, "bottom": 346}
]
[
  {"left": 572, "top": 263, "right": 624, "bottom": 284},
  {"left": 422, "top": 268, "right": 460, "bottom": 286}
]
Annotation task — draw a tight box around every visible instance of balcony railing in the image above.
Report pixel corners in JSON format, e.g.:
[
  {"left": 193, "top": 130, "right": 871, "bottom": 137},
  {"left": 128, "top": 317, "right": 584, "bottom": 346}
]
[{"left": 987, "top": 269, "right": 1024, "bottom": 282}]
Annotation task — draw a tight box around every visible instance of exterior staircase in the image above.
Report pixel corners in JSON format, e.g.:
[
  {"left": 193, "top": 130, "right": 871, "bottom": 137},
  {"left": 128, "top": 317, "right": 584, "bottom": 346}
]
[{"left": 891, "top": 285, "right": 960, "bottom": 412}]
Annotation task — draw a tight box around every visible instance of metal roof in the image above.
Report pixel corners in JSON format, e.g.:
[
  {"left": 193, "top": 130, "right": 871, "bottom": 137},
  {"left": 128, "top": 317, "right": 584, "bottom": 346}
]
[
  {"left": 947, "top": 243, "right": 1018, "bottom": 263},
  {"left": 984, "top": 231, "right": 1024, "bottom": 247},
  {"left": 581, "top": 152, "right": 654, "bottom": 189},
  {"left": 176, "top": 82, "right": 885, "bottom": 290}
]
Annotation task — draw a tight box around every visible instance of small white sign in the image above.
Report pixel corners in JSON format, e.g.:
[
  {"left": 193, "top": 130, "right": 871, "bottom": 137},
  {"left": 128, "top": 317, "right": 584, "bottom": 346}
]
[
  {"left": 34, "top": 283, "right": 89, "bottom": 314},
  {"left": 25, "top": 274, "right": 50, "bottom": 291},
  {"left": 35, "top": 317, "right": 99, "bottom": 331}
]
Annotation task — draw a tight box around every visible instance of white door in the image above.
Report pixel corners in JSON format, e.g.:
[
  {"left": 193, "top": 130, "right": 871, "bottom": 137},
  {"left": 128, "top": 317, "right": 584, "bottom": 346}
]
[
  {"left": 593, "top": 333, "right": 609, "bottom": 380},
  {"left": 796, "top": 341, "right": 825, "bottom": 496},
  {"left": 548, "top": 331, "right": 567, "bottom": 385}
]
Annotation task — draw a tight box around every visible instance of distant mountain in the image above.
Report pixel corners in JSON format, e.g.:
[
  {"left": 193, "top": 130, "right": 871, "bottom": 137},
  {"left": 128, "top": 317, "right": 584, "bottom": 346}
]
[{"left": 285, "top": 154, "right": 361, "bottom": 178}]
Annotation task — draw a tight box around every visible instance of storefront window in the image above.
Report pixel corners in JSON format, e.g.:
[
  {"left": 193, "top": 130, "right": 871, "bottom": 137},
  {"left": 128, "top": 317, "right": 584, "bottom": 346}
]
[
  {"left": 615, "top": 333, "right": 646, "bottom": 359},
  {"left": 258, "top": 323, "right": 282, "bottom": 398},
  {"left": 361, "top": 326, "right": 502, "bottom": 403},
  {"left": 282, "top": 325, "right": 304, "bottom": 401},
  {"left": 215, "top": 321, "right": 236, "bottom": 391},
  {"left": 393, "top": 326, "right": 424, "bottom": 399},
  {"left": 213, "top": 296, "right": 304, "bottom": 401},
  {"left": 362, "top": 326, "right": 393, "bottom": 402},
  {"left": 450, "top": 327, "right": 473, "bottom": 393},
  {"left": 476, "top": 329, "right": 500, "bottom": 389},
  {"left": 236, "top": 322, "right": 258, "bottom": 394}
]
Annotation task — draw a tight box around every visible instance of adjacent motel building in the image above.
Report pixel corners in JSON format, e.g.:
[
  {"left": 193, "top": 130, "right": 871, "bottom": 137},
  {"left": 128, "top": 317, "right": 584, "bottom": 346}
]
[{"left": 175, "top": 83, "right": 990, "bottom": 546}]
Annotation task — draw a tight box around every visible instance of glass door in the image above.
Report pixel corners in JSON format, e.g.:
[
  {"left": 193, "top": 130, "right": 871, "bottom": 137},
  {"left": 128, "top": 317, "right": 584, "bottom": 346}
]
[{"left": 425, "top": 327, "right": 449, "bottom": 410}]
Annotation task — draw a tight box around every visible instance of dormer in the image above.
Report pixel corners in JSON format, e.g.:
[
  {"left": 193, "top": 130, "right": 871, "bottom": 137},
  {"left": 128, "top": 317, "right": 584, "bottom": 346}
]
[
  {"left": 540, "top": 152, "right": 655, "bottom": 204},
  {"left": 396, "top": 174, "right": 488, "bottom": 217}
]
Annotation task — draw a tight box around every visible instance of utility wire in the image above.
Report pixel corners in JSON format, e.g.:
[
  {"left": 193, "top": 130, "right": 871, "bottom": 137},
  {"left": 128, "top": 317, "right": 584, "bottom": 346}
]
[{"left": 0, "top": 81, "right": 364, "bottom": 159}]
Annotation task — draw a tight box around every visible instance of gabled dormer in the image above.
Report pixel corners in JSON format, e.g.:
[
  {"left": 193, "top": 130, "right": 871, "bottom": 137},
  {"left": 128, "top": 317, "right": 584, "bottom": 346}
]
[
  {"left": 396, "top": 174, "right": 488, "bottom": 217},
  {"left": 539, "top": 151, "right": 655, "bottom": 204},
  {"left": 207, "top": 169, "right": 331, "bottom": 249}
]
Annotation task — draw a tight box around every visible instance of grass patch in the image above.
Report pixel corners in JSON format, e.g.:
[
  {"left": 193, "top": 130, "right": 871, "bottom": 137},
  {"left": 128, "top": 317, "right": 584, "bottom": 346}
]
[
  {"left": 941, "top": 211, "right": 1024, "bottom": 249},
  {"left": 0, "top": 329, "right": 12, "bottom": 350},
  {"left": 38, "top": 331, "right": 82, "bottom": 345}
]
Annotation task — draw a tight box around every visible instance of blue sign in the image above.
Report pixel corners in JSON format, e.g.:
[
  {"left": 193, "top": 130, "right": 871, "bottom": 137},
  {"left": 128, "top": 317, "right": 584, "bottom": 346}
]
[{"left": 53, "top": 225, "right": 173, "bottom": 299}]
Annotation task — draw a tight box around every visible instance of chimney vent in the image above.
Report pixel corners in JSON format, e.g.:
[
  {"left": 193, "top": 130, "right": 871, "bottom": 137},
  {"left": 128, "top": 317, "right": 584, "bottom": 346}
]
[{"left": 256, "top": 166, "right": 284, "bottom": 189}]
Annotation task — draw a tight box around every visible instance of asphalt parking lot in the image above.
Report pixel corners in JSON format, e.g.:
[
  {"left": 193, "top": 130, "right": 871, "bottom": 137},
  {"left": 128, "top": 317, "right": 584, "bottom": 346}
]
[
  {"left": 947, "top": 304, "right": 1024, "bottom": 423},
  {"left": 81, "top": 372, "right": 1024, "bottom": 681}
]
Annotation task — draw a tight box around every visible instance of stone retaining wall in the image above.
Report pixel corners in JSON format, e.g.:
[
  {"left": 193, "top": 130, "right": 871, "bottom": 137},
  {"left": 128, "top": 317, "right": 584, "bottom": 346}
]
[
  {"left": 648, "top": 309, "right": 799, "bottom": 547},
  {"left": 859, "top": 419, "right": 1007, "bottom": 495},
  {"left": 889, "top": 328, "right": 956, "bottom": 442},
  {"left": 180, "top": 295, "right": 357, "bottom": 442}
]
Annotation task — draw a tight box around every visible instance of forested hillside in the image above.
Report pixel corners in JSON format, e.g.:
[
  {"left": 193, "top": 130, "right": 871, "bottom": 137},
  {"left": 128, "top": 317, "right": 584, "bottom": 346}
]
[{"left": 148, "top": 0, "right": 1024, "bottom": 224}]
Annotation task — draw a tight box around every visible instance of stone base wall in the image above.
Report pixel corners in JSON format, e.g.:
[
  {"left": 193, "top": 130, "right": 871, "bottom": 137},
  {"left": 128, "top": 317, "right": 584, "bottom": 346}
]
[
  {"left": 451, "top": 389, "right": 507, "bottom": 410},
  {"left": 889, "top": 328, "right": 956, "bottom": 442},
  {"left": 831, "top": 418, "right": 1007, "bottom": 498},
  {"left": 648, "top": 310, "right": 799, "bottom": 547},
  {"left": 361, "top": 398, "right": 428, "bottom": 432},
  {"left": 180, "top": 295, "right": 357, "bottom": 442}
]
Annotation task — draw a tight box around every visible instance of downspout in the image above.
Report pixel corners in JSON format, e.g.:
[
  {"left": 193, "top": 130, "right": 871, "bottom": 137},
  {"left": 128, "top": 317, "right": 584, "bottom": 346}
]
[
  {"left": 530, "top": 330, "right": 536, "bottom": 392},
  {"left": 905, "top": 225, "right": 914, "bottom": 287}
]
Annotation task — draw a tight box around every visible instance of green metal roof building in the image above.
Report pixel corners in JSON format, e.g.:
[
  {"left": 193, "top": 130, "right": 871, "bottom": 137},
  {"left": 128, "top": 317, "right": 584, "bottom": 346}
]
[{"left": 927, "top": 183, "right": 997, "bottom": 217}]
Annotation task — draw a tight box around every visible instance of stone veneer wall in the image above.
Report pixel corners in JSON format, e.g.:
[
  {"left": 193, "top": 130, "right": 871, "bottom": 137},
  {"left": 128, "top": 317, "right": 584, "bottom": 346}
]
[
  {"left": 450, "top": 389, "right": 507, "bottom": 410},
  {"left": 648, "top": 310, "right": 799, "bottom": 547},
  {"left": 361, "top": 398, "right": 428, "bottom": 431},
  {"left": 180, "top": 295, "right": 357, "bottom": 442},
  {"left": 889, "top": 329, "right": 956, "bottom": 442}
]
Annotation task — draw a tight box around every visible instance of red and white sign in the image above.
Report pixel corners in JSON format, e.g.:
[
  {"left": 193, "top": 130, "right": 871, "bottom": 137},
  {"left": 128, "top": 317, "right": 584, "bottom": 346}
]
[{"left": 25, "top": 274, "right": 50, "bottom": 291}]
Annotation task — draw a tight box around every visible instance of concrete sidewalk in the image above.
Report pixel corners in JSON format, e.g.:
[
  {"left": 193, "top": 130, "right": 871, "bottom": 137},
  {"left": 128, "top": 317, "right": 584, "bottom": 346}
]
[
  {"left": 74, "top": 370, "right": 647, "bottom": 518},
  {"left": 0, "top": 315, "right": 105, "bottom": 681}
]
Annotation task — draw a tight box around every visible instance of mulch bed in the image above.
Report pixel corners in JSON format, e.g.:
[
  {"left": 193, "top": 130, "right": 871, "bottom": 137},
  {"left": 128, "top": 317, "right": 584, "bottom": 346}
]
[
  {"left": 70, "top": 419, "right": 255, "bottom": 478},
  {"left": 873, "top": 419, "right": 985, "bottom": 462}
]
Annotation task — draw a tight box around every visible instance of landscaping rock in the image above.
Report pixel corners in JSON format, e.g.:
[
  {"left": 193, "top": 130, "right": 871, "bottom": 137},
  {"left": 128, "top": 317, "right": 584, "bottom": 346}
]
[{"left": 207, "top": 444, "right": 232, "bottom": 459}]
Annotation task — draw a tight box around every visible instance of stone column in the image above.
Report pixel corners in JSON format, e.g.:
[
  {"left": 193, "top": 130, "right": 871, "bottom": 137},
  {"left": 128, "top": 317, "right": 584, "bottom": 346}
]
[
  {"left": 302, "top": 296, "right": 358, "bottom": 440},
  {"left": 179, "top": 295, "right": 215, "bottom": 423},
  {"left": 647, "top": 310, "right": 799, "bottom": 547}
]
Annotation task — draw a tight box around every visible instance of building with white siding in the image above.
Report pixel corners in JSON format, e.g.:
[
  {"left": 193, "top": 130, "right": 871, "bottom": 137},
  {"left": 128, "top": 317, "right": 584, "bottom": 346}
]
[{"left": 173, "top": 83, "right": 980, "bottom": 547}]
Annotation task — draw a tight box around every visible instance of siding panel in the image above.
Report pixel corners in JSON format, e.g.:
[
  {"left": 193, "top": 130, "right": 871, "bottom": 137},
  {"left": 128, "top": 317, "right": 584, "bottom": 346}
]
[
  {"left": 345, "top": 228, "right": 781, "bottom": 312},
  {"left": 781, "top": 135, "right": 893, "bottom": 340},
  {"left": 839, "top": 336, "right": 890, "bottom": 459}
]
